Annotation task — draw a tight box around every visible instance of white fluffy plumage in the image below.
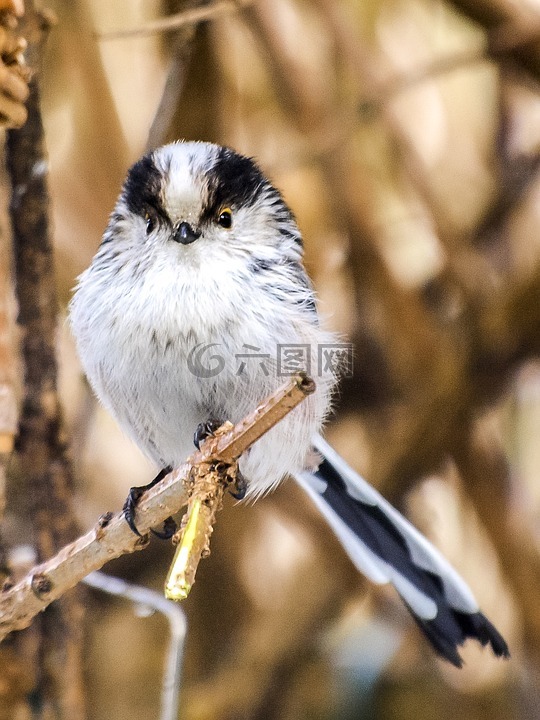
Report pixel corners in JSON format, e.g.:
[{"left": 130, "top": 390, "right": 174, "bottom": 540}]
[{"left": 70, "top": 141, "right": 338, "bottom": 498}]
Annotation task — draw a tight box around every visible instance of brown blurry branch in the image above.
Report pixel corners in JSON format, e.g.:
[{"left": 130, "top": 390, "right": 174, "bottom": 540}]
[
  {"left": 0, "top": 373, "right": 314, "bottom": 641},
  {"left": 0, "top": 217, "right": 17, "bottom": 530},
  {"left": 448, "top": 0, "right": 540, "bottom": 80},
  {"left": 245, "top": 0, "right": 540, "bottom": 669},
  {"left": 313, "top": 0, "right": 540, "bottom": 477},
  {"left": 0, "top": 17, "right": 22, "bottom": 529},
  {"left": 244, "top": 1, "right": 415, "bottom": 305},
  {"left": 0, "top": 1, "right": 23, "bottom": 16},
  {"left": 3, "top": 5, "right": 86, "bottom": 719},
  {"left": 98, "top": 0, "right": 253, "bottom": 40},
  {"left": 454, "top": 419, "right": 540, "bottom": 658},
  {"left": 319, "top": 0, "right": 540, "bottom": 667},
  {"left": 245, "top": 0, "right": 457, "bottom": 423},
  {"left": 356, "top": 30, "right": 540, "bottom": 117},
  {"left": 183, "top": 481, "right": 361, "bottom": 720},
  {"left": 6, "top": 3, "right": 74, "bottom": 564},
  {"left": 73, "top": 1, "right": 540, "bottom": 714},
  {"left": 0, "top": 23, "right": 30, "bottom": 129}
]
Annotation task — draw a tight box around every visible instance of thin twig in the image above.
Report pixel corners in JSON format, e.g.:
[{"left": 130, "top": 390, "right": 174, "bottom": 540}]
[
  {"left": 83, "top": 572, "right": 187, "bottom": 720},
  {"left": 0, "top": 373, "right": 314, "bottom": 641},
  {"left": 165, "top": 373, "right": 317, "bottom": 599},
  {"left": 357, "top": 48, "right": 488, "bottom": 115},
  {"left": 165, "top": 442, "right": 234, "bottom": 601},
  {"left": 97, "top": 0, "right": 252, "bottom": 40},
  {"left": 0, "top": 119, "right": 18, "bottom": 581}
]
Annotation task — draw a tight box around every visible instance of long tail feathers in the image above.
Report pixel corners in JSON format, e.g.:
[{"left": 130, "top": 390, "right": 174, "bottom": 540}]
[{"left": 293, "top": 434, "right": 510, "bottom": 667}]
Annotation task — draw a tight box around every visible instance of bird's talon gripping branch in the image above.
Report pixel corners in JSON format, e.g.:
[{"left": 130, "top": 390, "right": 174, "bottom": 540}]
[
  {"left": 150, "top": 516, "right": 177, "bottom": 540},
  {"left": 123, "top": 489, "right": 143, "bottom": 537},
  {"left": 123, "top": 466, "right": 173, "bottom": 537},
  {"left": 229, "top": 469, "right": 247, "bottom": 500},
  {"left": 193, "top": 417, "right": 222, "bottom": 450}
]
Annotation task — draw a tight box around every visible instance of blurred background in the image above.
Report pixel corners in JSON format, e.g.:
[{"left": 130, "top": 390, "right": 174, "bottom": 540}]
[{"left": 5, "top": 0, "right": 540, "bottom": 717}]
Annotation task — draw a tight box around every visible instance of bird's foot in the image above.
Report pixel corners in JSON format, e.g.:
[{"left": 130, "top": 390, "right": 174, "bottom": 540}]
[
  {"left": 123, "top": 465, "right": 173, "bottom": 537},
  {"left": 194, "top": 418, "right": 249, "bottom": 499},
  {"left": 150, "top": 516, "right": 177, "bottom": 540},
  {"left": 193, "top": 417, "right": 222, "bottom": 450},
  {"left": 229, "top": 470, "right": 248, "bottom": 500}
]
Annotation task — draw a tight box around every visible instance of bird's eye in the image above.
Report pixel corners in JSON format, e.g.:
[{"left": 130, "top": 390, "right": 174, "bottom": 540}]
[
  {"left": 145, "top": 210, "right": 156, "bottom": 234},
  {"left": 217, "top": 208, "right": 233, "bottom": 229}
]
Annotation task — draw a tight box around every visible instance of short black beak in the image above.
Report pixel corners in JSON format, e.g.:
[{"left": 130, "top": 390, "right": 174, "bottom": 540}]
[{"left": 173, "top": 221, "right": 201, "bottom": 245}]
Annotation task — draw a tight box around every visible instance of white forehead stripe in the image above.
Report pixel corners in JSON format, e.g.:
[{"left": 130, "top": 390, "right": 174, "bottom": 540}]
[{"left": 153, "top": 142, "right": 219, "bottom": 222}]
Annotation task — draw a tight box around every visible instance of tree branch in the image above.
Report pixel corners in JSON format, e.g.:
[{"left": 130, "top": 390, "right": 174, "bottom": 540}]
[
  {"left": 0, "top": 373, "right": 315, "bottom": 641},
  {"left": 97, "top": 0, "right": 253, "bottom": 41}
]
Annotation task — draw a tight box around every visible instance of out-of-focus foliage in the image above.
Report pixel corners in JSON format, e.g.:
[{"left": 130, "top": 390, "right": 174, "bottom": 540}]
[{"left": 12, "top": 0, "right": 540, "bottom": 717}]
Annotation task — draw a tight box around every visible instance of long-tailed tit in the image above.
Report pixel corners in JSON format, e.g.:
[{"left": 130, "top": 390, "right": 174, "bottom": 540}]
[{"left": 69, "top": 141, "right": 509, "bottom": 667}]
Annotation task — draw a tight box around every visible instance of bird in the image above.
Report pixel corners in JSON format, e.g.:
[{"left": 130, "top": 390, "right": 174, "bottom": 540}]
[{"left": 69, "top": 140, "right": 509, "bottom": 668}]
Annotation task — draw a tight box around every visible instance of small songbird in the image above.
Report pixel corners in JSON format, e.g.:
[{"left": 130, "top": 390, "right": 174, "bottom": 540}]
[{"left": 69, "top": 141, "right": 509, "bottom": 667}]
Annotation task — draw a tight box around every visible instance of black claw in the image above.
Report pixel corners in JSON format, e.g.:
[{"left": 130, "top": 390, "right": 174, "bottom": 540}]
[
  {"left": 123, "top": 466, "right": 172, "bottom": 537},
  {"left": 151, "top": 516, "right": 177, "bottom": 540},
  {"left": 124, "top": 509, "right": 142, "bottom": 537},
  {"left": 123, "top": 488, "right": 144, "bottom": 537},
  {"left": 194, "top": 418, "right": 222, "bottom": 450},
  {"left": 229, "top": 471, "right": 248, "bottom": 500}
]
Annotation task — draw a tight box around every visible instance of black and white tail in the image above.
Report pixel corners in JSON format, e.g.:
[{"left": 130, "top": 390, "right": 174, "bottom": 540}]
[{"left": 294, "top": 435, "right": 510, "bottom": 668}]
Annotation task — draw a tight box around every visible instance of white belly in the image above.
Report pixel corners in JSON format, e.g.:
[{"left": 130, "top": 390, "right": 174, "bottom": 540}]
[{"left": 70, "top": 256, "right": 337, "bottom": 496}]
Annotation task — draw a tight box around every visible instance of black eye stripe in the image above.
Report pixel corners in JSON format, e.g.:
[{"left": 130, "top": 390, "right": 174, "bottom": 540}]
[
  {"left": 124, "top": 154, "right": 163, "bottom": 214},
  {"left": 123, "top": 152, "right": 174, "bottom": 230},
  {"left": 201, "top": 147, "right": 266, "bottom": 220}
]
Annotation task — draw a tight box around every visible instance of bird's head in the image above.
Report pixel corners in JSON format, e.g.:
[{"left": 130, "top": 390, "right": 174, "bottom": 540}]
[{"left": 104, "top": 141, "right": 302, "bottom": 268}]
